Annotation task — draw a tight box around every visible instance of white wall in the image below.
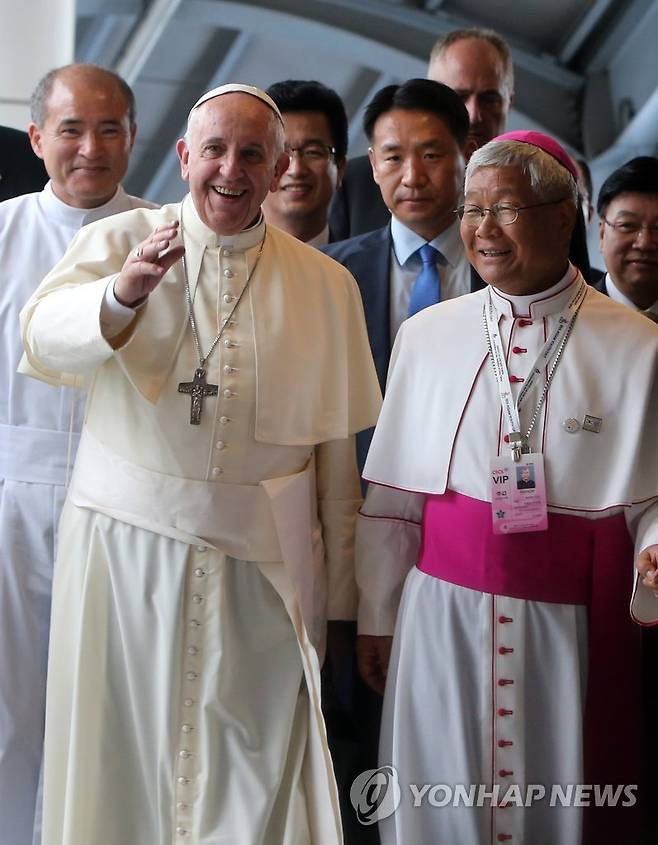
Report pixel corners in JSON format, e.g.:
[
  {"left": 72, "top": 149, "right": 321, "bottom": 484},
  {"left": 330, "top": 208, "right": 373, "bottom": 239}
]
[{"left": 0, "top": 0, "right": 75, "bottom": 130}]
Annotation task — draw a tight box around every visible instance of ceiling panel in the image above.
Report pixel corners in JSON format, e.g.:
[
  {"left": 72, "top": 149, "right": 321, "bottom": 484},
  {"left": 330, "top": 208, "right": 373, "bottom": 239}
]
[
  {"left": 71, "top": 0, "right": 656, "bottom": 205},
  {"left": 443, "top": 0, "right": 591, "bottom": 53}
]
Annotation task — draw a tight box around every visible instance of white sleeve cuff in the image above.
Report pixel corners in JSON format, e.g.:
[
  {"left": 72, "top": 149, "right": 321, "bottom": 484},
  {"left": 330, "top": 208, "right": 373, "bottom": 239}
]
[{"left": 100, "top": 277, "right": 140, "bottom": 339}]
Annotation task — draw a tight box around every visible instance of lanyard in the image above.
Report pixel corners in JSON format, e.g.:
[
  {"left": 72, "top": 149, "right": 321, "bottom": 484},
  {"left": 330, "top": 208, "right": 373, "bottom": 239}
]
[{"left": 483, "top": 278, "right": 587, "bottom": 461}]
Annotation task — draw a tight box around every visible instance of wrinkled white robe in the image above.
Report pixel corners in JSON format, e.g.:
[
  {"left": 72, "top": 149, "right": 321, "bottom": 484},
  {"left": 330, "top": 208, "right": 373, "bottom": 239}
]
[
  {"left": 0, "top": 182, "right": 153, "bottom": 845},
  {"left": 356, "top": 273, "right": 658, "bottom": 845},
  {"left": 20, "top": 198, "right": 381, "bottom": 845}
]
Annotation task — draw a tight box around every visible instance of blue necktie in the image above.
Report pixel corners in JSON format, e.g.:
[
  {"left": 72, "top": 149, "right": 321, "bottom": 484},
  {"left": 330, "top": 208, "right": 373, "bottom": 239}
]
[{"left": 408, "top": 243, "right": 441, "bottom": 317}]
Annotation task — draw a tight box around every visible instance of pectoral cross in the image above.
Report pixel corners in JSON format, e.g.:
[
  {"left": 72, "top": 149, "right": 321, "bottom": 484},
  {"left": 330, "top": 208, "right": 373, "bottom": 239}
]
[{"left": 178, "top": 367, "right": 218, "bottom": 425}]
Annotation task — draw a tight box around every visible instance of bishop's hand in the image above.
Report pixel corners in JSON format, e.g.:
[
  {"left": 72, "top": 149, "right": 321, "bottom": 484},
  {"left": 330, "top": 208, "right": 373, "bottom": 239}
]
[
  {"left": 114, "top": 221, "right": 185, "bottom": 306},
  {"left": 357, "top": 634, "right": 393, "bottom": 696},
  {"left": 636, "top": 544, "right": 658, "bottom": 598}
]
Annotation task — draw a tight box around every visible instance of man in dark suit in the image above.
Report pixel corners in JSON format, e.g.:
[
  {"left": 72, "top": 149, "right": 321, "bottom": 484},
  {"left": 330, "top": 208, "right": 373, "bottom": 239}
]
[
  {"left": 322, "top": 79, "right": 478, "bottom": 844},
  {"left": 264, "top": 80, "right": 347, "bottom": 246},
  {"left": 325, "top": 79, "right": 483, "bottom": 414},
  {"left": 263, "top": 81, "right": 362, "bottom": 845},
  {"left": 594, "top": 156, "right": 658, "bottom": 316},
  {"left": 329, "top": 27, "right": 514, "bottom": 239},
  {"left": 0, "top": 125, "right": 47, "bottom": 201}
]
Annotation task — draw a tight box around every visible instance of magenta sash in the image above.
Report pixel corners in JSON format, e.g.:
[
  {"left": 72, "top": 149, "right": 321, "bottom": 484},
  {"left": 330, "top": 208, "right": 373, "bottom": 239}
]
[
  {"left": 417, "top": 489, "right": 626, "bottom": 605},
  {"left": 416, "top": 489, "right": 643, "bottom": 844}
]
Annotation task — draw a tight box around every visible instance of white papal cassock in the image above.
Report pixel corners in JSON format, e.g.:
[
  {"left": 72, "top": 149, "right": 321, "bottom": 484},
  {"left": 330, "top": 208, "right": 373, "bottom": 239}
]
[
  {"left": 356, "top": 271, "right": 658, "bottom": 845},
  {"left": 19, "top": 196, "right": 381, "bottom": 845},
  {"left": 0, "top": 181, "right": 153, "bottom": 845}
]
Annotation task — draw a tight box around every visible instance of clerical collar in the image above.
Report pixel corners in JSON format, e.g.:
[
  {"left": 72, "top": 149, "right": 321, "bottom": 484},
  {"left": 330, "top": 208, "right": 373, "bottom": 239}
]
[
  {"left": 182, "top": 194, "right": 265, "bottom": 250},
  {"left": 490, "top": 265, "right": 580, "bottom": 319},
  {"left": 39, "top": 180, "right": 128, "bottom": 228},
  {"left": 604, "top": 272, "right": 658, "bottom": 317},
  {"left": 391, "top": 215, "right": 462, "bottom": 268}
]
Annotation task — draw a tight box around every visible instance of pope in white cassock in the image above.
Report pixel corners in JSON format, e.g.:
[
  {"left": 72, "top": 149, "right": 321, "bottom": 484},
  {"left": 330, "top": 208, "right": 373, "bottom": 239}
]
[
  {"left": 0, "top": 63, "right": 153, "bottom": 845},
  {"left": 355, "top": 131, "right": 658, "bottom": 845},
  {"left": 19, "top": 83, "right": 381, "bottom": 845}
]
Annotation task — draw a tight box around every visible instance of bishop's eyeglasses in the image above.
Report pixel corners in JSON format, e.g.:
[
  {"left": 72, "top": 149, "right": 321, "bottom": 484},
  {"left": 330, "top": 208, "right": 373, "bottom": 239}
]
[
  {"left": 284, "top": 143, "right": 336, "bottom": 162},
  {"left": 456, "top": 198, "right": 566, "bottom": 226}
]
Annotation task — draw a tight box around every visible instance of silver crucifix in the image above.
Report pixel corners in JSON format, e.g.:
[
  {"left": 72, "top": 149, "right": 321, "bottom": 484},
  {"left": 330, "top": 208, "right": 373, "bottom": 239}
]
[{"left": 178, "top": 367, "right": 219, "bottom": 425}]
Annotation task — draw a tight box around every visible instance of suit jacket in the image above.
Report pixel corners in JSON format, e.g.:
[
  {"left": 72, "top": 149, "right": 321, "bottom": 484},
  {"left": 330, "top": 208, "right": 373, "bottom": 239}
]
[
  {"left": 328, "top": 155, "right": 388, "bottom": 241},
  {"left": 0, "top": 126, "right": 47, "bottom": 201},
  {"left": 323, "top": 224, "right": 485, "bottom": 470},
  {"left": 591, "top": 268, "right": 606, "bottom": 292}
]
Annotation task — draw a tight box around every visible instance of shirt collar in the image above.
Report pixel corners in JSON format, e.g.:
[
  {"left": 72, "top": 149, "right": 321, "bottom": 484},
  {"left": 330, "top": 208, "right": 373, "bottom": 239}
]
[
  {"left": 306, "top": 224, "right": 330, "bottom": 249},
  {"left": 38, "top": 180, "right": 129, "bottom": 228},
  {"left": 489, "top": 264, "right": 581, "bottom": 319},
  {"left": 605, "top": 272, "right": 658, "bottom": 316},
  {"left": 182, "top": 194, "right": 265, "bottom": 250},
  {"left": 390, "top": 216, "right": 462, "bottom": 268}
]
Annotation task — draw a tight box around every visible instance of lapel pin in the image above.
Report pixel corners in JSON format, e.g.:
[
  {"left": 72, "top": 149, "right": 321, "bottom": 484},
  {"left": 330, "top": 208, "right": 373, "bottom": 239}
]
[{"left": 582, "top": 414, "right": 602, "bottom": 434}]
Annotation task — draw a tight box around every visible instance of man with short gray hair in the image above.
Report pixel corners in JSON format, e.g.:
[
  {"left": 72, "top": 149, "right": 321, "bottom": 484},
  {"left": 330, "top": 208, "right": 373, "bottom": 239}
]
[
  {"left": 0, "top": 62, "right": 152, "bottom": 845},
  {"left": 20, "top": 82, "right": 380, "bottom": 844}
]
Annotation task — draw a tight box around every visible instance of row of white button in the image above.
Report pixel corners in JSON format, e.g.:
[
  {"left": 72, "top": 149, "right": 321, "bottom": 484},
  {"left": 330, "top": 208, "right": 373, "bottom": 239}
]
[{"left": 174, "top": 549, "right": 209, "bottom": 839}]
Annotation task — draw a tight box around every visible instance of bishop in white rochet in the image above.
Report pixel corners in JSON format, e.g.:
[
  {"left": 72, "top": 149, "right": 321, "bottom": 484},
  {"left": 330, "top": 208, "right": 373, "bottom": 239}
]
[
  {"left": 355, "top": 131, "right": 658, "bottom": 845},
  {"left": 20, "top": 83, "right": 381, "bottom": 845}
]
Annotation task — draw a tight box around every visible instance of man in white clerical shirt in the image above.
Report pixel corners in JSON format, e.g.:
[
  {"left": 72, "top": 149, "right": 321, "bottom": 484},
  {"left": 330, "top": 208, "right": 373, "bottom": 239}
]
[
  {"left": 0, "top": 63, "right": 153, "bottom": 845},
  {"left": 355, "top": 131, "right": 658, "bottom": 845},
  {"left": 20, "top": 83, "right": 381, "bottom": 845},
  {"left": 263, "top": 79, "right": 347, "bottom": 246},
  {"left": 595, "top": 156, "right": 658, "bottom": 318}
]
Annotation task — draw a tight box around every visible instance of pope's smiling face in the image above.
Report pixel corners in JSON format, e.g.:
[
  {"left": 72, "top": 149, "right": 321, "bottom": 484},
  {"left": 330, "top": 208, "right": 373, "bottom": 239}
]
[
  {"left": 177, "top": 93, "right": 289, "bottom": 235},
  {"left": 461, "top": 165, "right": 576, "bottom": 295}
]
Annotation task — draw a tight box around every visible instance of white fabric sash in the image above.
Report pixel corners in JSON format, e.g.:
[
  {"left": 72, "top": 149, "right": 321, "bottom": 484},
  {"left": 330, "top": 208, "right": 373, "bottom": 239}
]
[
  {"left": 68, "top": 429, "right": 329, "bottom": 657},
  {"left": 0, "top": 423, "right": 79, "bottom": 486},
  {"left": 68, "top": 429, "right": 284, "bottom": 561}
]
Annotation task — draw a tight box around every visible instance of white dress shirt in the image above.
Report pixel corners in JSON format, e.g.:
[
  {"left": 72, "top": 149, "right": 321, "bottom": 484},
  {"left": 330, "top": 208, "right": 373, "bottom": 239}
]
[
  {"left": 306, "top": 224, "right": 330, "bottom": 249},
  {"left": 604, "top": 271, "right": 658, "bottom": 318}
]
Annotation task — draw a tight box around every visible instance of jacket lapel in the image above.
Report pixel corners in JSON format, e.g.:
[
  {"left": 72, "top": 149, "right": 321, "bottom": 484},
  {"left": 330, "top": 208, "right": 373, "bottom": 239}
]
[{"left": 350, "top": 225, "right": 392, "bottom": 392}]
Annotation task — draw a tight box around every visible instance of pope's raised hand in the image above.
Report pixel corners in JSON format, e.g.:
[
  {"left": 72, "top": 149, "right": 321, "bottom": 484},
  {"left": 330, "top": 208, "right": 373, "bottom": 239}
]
[
  {"left": 113, "top": 221, "right": 185, "bottom": 306},
  {"left": 636, "top": 544, "right": 658, "bottom": 598}
]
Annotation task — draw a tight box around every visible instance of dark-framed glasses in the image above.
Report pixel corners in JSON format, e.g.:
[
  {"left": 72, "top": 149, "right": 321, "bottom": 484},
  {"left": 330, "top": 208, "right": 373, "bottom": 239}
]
[
  {"left": 456, "top": 198, "right": 567, "bottom": 226},
  {"left": 285, "top": 143, "right": 336, "bottom": 162},
  {"left": 602, "top": 218, "right": 658, "bottom": 239}
]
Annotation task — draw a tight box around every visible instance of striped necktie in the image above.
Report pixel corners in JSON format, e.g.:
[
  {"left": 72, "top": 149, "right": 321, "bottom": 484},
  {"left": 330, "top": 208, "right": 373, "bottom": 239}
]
[{"left": 408, "top": 243, "right": 441, "bottom": 317}]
